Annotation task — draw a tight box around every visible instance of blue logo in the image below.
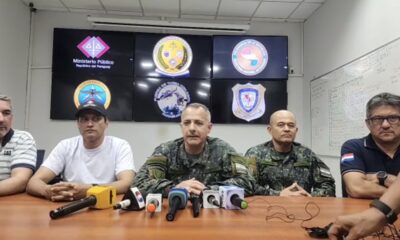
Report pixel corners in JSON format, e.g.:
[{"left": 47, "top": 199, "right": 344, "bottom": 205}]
[{"left": 154, "top": 82, "right": 190, "bottom": 118}]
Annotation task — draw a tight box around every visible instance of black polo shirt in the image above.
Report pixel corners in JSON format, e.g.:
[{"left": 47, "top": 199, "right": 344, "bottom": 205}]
[{"left": 340, "top": 134, "right": 400, "bottom": 176}]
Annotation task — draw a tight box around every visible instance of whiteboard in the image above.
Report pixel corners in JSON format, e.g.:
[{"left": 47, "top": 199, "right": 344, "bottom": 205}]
[{"left": 311, "top": 38, "right": 400, "bottom": 156}]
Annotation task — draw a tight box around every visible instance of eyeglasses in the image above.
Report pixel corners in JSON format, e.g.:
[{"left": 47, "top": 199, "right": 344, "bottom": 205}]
[{"left": 366, "top": 116, "right": 400, "bottom": 126}]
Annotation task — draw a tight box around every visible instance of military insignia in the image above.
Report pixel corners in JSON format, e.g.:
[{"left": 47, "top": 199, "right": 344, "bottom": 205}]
[
  {"left": 320, "top": 168, "right": 332, "bottom": 178},
  {"left": 154, "top": 82, "right": 190, "bottom": 118},
  {"left": 73, "top": 79, "right": 111, "bottom": 109},
  {"left": 152, "top": 36, "right": 193, "bottom": 77},
  {"left": 232, "top": 39, "right": 268, "bottom": 76},
  {"left": 232, "top": 83, "right": 266, "bottom": 122}
]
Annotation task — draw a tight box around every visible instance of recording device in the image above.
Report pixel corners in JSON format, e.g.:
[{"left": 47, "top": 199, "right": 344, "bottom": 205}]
[
  {"left": 166, "top": 188, "right": 188, "bottom": 221},
  {"left": 146, "top": 193, "right": 162, "bottom": 213},
  {"left": 49, "top": 186, "right": 116, "bottom": 219},
  {"left": 190, "top": 193, "right": 202, "bottom": 217},
  {"left": 304, "top": 222, "right": 333, "bottom": 238},
  {"left": 113, "top": 187, "right": 145, "bottom": 211},
  {"left": 203, "top": 189, "right": 220, "bottom": 209},
  {"left": 219, "top": 186, "right": 248, "bottom": 210}
]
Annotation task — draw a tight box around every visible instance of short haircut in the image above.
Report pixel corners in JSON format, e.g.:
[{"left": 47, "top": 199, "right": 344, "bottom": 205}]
[
  {"left": 182, "top": 103, "right": 211, "bottom": 122},
  {"left": 366, "top": 92, "right": 400, "bottom": 118},
  {"left": 0, "top": 94, "right": 12, "bottom": 109}
]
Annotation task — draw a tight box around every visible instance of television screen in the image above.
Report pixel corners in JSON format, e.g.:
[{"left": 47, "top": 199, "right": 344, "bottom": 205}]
[
  {"left": 133, "top": 77, "right": 210, "bottom": 122},
  {"left": 135, "top": 33, "right": 211, "bottom": 79},
  {"left": 213, "top": 36, "right": 288, "bottom": 79},
  {"left": 52, "top": 28, "right": 134, "bottom": 76},
  {"left": 51, "top": 73, "right": 133, "bottom": 121},
  {"left": 210, "top": 79, "right": 287, "bottom": 124}
]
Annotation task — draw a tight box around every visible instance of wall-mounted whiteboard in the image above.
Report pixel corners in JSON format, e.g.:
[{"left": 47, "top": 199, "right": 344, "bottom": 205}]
[{"left": 311, "top": 38, "right": 400, "bottom": 156}]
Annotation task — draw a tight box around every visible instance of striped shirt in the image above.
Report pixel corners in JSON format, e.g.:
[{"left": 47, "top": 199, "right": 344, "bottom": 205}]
[{"left": 0, "top": 129, "right": 37, "bottom": 180}]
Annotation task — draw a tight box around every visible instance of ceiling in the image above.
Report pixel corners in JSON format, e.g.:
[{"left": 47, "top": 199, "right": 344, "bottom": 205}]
[{"left": 21, "top": 0, "right": 325, "bottom": 23}]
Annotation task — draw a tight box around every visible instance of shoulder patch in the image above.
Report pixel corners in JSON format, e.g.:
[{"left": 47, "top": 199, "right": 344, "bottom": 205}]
[
  {"left": 341, "top": 153, "right": 354, "bottom": 163},
  {"left": 320, "top": 168, "right": 332, "bottom": 178}
]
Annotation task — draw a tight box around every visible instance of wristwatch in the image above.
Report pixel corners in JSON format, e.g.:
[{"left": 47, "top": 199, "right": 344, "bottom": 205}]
[
  {"left": 376, "top": 171, "right": 388, "bottom": 186},
  {"left": 370, "top": 199, "right": 398, "bottom": 224}
]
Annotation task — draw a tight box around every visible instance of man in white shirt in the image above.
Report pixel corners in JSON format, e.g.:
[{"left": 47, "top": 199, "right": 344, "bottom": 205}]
[
  {"left": 0, "top": 94, "right": 37, "bottom": 196},
  {"left": 27, "top": 101, "right": 135, "bottom": 201}
]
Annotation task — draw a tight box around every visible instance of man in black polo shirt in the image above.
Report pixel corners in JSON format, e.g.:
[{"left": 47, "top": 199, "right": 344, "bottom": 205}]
[{"left": 341, "top": 92, "right": 400, "bottom": 199}]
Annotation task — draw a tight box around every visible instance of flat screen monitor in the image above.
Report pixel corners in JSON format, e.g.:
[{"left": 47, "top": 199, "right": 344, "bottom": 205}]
[
  {"left": 213, "top": 36, "right": 288, "bottom": 80},
  {"left": 52, "top": 28, "right": 134, "bottom": 76},
  {"left": 210, "top": 79, "right": 287, "bottom": 124},
  {"left": 51, "top": 73, "right": 133, "bottom": 121},
  {"left": 133, "top": 77, "right": 210, "bottom": 122},
  {"left": 135, "top": 33, "right": 211, "bottom": 79}
]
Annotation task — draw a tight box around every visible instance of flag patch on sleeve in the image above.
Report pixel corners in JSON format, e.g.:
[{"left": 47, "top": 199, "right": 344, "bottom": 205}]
[{"left": 341, "top": 153, "right": 354, "bottom": 163}]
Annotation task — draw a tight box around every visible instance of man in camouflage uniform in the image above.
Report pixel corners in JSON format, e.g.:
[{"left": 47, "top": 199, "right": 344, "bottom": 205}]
[
  {"left": 245, "top": 110, "right": 335, "bottom": 197},
  {"left": 133, "top": 103, "right": 254, "bottom": 196}
]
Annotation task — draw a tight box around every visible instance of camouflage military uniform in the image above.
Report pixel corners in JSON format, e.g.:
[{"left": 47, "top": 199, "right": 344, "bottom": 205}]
[
  {"left": 133, "top": 137, "right": 255, "bottom": 196},
  {"left": 245, "top": 141, "right": 335, "bottom": 197}
]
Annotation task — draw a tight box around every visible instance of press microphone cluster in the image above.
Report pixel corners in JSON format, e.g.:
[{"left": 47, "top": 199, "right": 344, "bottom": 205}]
[
  {"left": 49, "top": 186, "right": 116, "bottom": 219},
  {"left": 166, "top": 188, "right": 188, "bottom": 221}
]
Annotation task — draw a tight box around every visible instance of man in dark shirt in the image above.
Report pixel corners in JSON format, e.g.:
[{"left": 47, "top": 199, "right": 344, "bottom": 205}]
[{"left": 341, "top": 92, "right": 400, "bottom": 199}]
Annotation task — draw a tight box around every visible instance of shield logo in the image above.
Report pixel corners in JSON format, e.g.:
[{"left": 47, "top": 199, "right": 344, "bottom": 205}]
[{"left": 232, "top": 83, "right": 266, "bottom": 122}]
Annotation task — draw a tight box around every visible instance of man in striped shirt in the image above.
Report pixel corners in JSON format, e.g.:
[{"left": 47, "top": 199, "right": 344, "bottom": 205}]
[{"left": 0, "top": 94, "right": 37, "bottom": 196}]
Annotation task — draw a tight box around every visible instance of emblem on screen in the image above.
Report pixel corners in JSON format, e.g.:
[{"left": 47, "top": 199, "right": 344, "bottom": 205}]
[
  {"left": 73, "top": 80, "right": 111, "bottom": 109},
  {"left": 77, "top": 36, "right": 110, "bottom": 58},
  {"left": 232, "top": 39, "right": 268, "bottom": 76},
  {"left": 232, "top": 83, "right": 266, "bottom": 122},
  {"left": 154, "top": 82, "right": 190, "bottom": 118},
  {"left": 152, "top": 36, "right": 193, "bottom": 77}
]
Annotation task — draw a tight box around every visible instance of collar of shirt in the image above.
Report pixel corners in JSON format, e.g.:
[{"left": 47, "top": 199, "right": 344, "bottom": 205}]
[
  {"left": 179, "top": 141, "right": 210, "bottom": 168},
  {"left": 1, "top": 128, "right": 14, "bottom": 147}
]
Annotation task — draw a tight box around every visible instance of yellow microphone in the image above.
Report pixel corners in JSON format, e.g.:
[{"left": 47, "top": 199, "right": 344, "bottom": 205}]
[{"left": 49, "top": 186, "right": 116, "bottom": 219}]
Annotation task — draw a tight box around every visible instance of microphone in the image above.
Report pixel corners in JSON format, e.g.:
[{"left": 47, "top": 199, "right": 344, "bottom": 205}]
[
  {"left": 49, "top": 186, "right": 116, "bottom": 219},
  {"left": 203, "top": 189, "right": 220, "bottom": 208},
  {"left": 230, "top": 194, "right": 248, "bottom": 209},
  {"left": 146, "top": 193, "right": 162, "bottom": 213},
  {"left": 219, "top": 186, "right": 248, "bottom": 210},
  {"left": 113, "top": 187, "right": 146, "bottom": 211},
  {"left": 166, "top": 188, "right": 188, "bottom": 221},
  {"left": 190, "top": 193, "right": 202, "bottom": 217}
]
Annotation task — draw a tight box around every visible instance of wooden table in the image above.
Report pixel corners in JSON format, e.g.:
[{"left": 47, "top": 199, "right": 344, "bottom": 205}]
[{"left": 0, "top": 194, "right": 372, "bottom": 239}]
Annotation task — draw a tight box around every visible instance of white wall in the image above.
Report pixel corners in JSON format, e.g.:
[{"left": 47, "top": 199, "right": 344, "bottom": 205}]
[
  {"left": 303, "top": 0, "right": 400, "bottom": 196},
  {"left": 0, "top": 0, "right": 30, "bottom": 128},
  {"left": 26, "top": 10, "right": 304, "bottom": 170}
]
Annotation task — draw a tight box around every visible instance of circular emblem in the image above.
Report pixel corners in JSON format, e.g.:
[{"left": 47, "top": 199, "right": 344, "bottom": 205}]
[
  {"left": 73, "top": 80, "right": 111, "bottom": 109},
  {"left": 232, "top": 39, "right": 268, "bottom": 76},
  {"left": 152, "top": 36, "right": 193, "bottom": 77},
  {"left": 154, "top": 82, "right": 190, "bottom": 118}
]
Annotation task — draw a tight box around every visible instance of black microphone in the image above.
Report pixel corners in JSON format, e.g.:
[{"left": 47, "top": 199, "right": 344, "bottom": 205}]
[
  {"left": 50, "top": 196, "right": 96, "bottom": 219},
  {"left": 230, "top": 194, "right": 248, "bottom": 209},
  {"left": 166, "top": 188, "right": 188, "bottom": 221},
  {"left": 190, "top": 193, "right": 202, "bottom": 218},
  {"left": 207, "top": 194, "right": 220, "bottom": 207},
  {"left": 49, "top": 186, "right": 116, "bottom": 219}
]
